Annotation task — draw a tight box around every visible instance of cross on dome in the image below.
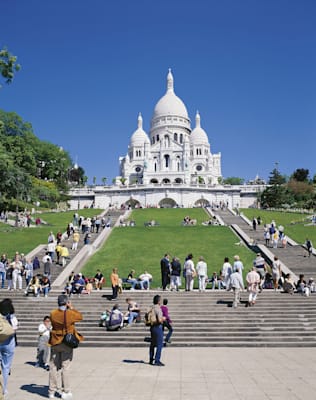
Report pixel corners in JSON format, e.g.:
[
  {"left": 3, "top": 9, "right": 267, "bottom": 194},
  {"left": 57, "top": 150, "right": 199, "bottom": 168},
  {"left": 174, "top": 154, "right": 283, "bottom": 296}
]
[
  {"left": 167, "top": 68, "right": 174, "bottom": 93},
  {"left": 195, "top": 111, "right": 201, "bottom": 128},
  {"left": 137, "top": 112, "right": 143, "bottom": 129}
]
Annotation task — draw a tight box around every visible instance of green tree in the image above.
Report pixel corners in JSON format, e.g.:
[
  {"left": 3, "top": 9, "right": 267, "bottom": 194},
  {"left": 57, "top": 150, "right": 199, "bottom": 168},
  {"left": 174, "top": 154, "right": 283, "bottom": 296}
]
[
  {"left": 268, "top": 168, "right": 286, "bottom": 185},
  {"left": 260, "top": 185, "right": 293, "bottom": 208},
  {"left": 0, "top": 47, "right": 21, "bottom": 87},
  {"left": 102, "top": 177, "right": 107, "bottom": 186},
  {"left": 69, "top": 166, "right": 85, "bottom": 185},
  {"left": 223, "top": 177, "right": 244, "bottom": 185},
  {"left": 291, "top": 168, "right": 309, "bottom": 182},
  {"left": 0, "top": 109, "right": 81, "bottom": 211}
]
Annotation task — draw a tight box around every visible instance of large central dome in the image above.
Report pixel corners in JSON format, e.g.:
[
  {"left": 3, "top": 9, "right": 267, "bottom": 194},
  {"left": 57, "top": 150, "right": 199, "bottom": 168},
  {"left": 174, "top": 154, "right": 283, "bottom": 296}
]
[{"left": 152, "top": 69, "right": 189, "bottom": 119}]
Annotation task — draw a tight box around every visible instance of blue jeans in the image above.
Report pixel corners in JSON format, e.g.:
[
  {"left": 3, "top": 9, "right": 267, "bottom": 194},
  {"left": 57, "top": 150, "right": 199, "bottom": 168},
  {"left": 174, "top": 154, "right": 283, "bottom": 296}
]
[
  {"left": 128, "top": 311, "right": 139, "bottom": 324},
  {"left": 42, "top": 287, "right": 50, "bottom": 296},
  {"left": 163, "top": 321, "right": 173, "bottom": 343},
  {"left": 0, "top": 336, "right": 16, "bottom": 394},
  {"left": 0, "top": 271, "right": 5, "bottom": 288},
  {"left": 149, "top": 324, "right": 163, "bottom": 363}
]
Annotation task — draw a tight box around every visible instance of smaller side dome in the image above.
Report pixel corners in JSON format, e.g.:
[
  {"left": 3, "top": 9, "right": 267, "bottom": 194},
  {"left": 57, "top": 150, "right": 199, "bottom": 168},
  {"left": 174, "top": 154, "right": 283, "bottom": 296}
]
[
  {"left": 130, "top": 113, "right": 150, "bottom": 145},
  {"left": 190, "top": 111, "right": 209, "bottom": 145}
]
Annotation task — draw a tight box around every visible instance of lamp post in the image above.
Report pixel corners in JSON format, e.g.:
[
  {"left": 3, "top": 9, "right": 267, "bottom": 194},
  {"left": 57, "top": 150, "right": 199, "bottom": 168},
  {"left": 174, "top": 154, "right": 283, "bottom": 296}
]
[
  {"left": 74, "top": 165, "right": 81, "bottom": 210},
  {"left": 15, "top": 175, "right": 21, "bottom": 228}
]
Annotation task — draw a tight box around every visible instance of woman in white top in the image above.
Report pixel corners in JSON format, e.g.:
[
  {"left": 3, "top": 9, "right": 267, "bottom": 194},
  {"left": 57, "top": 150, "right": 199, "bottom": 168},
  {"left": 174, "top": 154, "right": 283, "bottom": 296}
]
[
  {"left": 221, "top": 257, "right": 232, "bottom": 289},
  {"left": 196, "top": 256, "right": 208, "bottom": 292},
  {"left": 183, "top": 254, "right": 195, "bottom": 291},
  {"left": 271, "top": 256, "right": 281, "bottom": 291}
]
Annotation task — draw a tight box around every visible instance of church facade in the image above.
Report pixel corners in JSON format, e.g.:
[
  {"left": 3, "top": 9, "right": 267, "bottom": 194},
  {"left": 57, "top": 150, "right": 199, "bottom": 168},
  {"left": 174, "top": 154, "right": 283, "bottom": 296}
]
[
  {"left": 119, "top": 70, "right": 222, "bottom": 186},
  {"left": 68, "top": 71, "right": 265, "bottom": 210}
]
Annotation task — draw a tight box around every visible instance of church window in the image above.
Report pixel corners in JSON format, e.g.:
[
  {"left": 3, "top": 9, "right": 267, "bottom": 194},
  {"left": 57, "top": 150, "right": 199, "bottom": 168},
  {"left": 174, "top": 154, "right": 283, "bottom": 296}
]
[
  {"left": 196, "top": 165, "right": 202, "bottom": 172},
  {"left": 135, "top": 166, "right": 141, "bottom": 173},
  {"left": 174, "top": 133, "right": 178, "bottom": 142},
  {"left": 164, "top": 154, "right": 170, "bottom": 168},
  {"left": 164, "top": 135, "right": 170, "bottom": 147},
  {"left": 156, "top": 135, "right": 159, "bottom": 141},
  {"left": 152, "top": 137, "right": 155, "bottom": 144},
  {"left": 180, "top": 134, "right": 183, "bottom": 143}
]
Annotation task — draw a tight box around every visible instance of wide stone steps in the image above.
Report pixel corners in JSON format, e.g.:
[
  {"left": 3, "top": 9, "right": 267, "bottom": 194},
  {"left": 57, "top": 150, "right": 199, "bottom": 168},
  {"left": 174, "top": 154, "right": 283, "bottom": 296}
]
[{"left": 3, "top": 290, "right": 316, "bottom": 347}]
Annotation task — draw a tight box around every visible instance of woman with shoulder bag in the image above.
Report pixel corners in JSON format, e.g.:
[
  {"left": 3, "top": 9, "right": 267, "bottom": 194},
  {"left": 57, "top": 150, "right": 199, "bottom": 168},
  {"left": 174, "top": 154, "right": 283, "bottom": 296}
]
[{"left": 48, "top": 295, "right": 83, "bottom": 399}]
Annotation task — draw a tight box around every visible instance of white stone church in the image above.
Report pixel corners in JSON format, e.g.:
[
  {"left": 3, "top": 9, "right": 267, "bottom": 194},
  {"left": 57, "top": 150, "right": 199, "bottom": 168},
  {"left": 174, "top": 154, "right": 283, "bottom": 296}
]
[
  {"left": 69, "top": 71, "right": 265, "bottom": 209},
  {"left": 119, "top": 69, "right": 222, "bottom": 186}
]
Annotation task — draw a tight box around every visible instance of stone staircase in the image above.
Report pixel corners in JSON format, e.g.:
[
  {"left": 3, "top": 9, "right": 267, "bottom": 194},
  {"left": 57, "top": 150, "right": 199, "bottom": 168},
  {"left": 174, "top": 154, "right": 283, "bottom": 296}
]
[
  {"left": 5, "top": 289, "right": 316, "bottom": 347},
  {"left": 213, "top": 208, "right": 316, "bottom": 281}
]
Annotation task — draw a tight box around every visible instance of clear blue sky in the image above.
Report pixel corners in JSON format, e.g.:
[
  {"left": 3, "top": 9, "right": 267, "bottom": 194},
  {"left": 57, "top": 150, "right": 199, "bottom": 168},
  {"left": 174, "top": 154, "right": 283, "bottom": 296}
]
[{"left": 1, "top": 0, "right": 316, "bottom": 183}]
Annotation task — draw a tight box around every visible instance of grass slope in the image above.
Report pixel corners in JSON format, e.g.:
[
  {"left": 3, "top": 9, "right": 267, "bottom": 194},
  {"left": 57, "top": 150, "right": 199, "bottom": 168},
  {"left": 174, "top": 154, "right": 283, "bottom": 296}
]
[
  {"left": 0, "top": 209, "right": 102, "bottom": 258},
  {"left": 82, "top": 208, "right": 254, "bottom": 287}
]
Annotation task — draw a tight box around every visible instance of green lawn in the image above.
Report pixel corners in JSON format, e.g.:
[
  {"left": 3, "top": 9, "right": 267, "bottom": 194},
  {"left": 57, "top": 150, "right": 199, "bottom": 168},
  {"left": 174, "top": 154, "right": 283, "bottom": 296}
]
[
  {"left": 82, "top": 208, "right": 255, "bottom": 287},
  {"left": 0, "top": 209, "right": 103, "bottom": 259},
  {"left": 240, "top": 209, "right": 316, "bottom": 244}
]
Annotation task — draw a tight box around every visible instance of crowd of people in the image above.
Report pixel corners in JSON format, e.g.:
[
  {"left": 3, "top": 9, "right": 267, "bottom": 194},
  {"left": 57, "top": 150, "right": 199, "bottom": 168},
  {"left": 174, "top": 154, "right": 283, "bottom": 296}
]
[
  {"left": 0, "top": 212, "right": 110, "bottom": 296},
  {"left": 159, "top": 252, "right": 316, "bottom": 307}
]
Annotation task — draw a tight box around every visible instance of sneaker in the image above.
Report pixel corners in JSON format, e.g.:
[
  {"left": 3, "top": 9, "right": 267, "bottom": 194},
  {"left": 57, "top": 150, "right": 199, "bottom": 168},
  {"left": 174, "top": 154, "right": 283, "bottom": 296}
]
[
  {"left": 48, "top": 394, "right": 55, "bottom": 399},
  {"left": 61, "top": 393, "right": 73, "bottom": 400},
  {"left": 154, "top": 361, "right": 165, "bottom": 367}
]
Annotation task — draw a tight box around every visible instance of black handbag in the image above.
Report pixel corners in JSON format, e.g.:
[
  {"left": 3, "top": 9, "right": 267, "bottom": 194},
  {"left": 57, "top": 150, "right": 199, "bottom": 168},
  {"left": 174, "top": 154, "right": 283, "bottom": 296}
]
[{"left": 62, "top": 310, "right": 79, "bottom": 349}]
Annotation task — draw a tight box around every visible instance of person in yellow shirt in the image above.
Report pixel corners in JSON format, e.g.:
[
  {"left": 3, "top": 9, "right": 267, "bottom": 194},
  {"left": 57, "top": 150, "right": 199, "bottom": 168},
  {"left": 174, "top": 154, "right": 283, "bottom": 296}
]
[
  {"left": 55, "top": 243, "right": 62, "bottom": 265},
  {"left": 110, "top": 268, "right": 119, "bottom": 300},
  {"left": 60, "top": 245, "right": 69, "bottom": 267},
  {"left": 71, "top": 231, "right": 80, "bottom": 251}
]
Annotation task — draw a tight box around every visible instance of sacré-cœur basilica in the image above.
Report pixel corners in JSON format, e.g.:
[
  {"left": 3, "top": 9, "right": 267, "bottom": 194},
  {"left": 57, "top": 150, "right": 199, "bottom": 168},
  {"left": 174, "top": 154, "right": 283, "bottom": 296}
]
[{"left": 69, "top": 70, "right": 265, "bottom": 209}]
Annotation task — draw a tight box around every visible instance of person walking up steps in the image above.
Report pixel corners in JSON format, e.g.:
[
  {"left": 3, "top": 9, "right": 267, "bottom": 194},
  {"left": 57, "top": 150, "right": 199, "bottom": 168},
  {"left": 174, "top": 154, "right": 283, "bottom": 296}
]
[{"left": 161, "top": 298, "right": 173, "bottom": 345}]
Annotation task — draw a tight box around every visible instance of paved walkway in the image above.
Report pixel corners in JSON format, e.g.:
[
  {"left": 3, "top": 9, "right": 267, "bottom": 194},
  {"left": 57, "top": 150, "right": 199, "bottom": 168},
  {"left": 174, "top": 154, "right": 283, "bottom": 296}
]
[{"left": 7, "top": 346, "right": 316, "bottom": 399}]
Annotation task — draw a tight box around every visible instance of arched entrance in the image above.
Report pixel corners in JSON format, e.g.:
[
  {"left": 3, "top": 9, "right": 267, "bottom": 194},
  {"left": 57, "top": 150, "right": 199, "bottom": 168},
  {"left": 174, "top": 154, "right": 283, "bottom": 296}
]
[
  {"left": 159, "top": 198, "right": 177, "bottom": 208},
  {"left": 150, "top": 179, "right": 158, "bottom": 184},
  {"left": 162, "top": 178, "right": 171, "bottom": 184},
  {"left": 195, "top": 198, "right": 210, "bottom": 207},
  {"left": 125, "top": 198, "right": 141, "bottom": 209},
  {"left": 174, "top": 178, "right": 183, "bottom": 184}
]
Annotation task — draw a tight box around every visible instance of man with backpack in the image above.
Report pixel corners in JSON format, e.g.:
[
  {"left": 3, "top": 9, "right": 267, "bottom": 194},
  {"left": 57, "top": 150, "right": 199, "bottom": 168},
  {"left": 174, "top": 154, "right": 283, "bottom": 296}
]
[
  {"left": 106, "top": 304, "right": 124, "bottom": 331},
  {"left": 148, "top": 295, "right": 165, "bottom": 366}
]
